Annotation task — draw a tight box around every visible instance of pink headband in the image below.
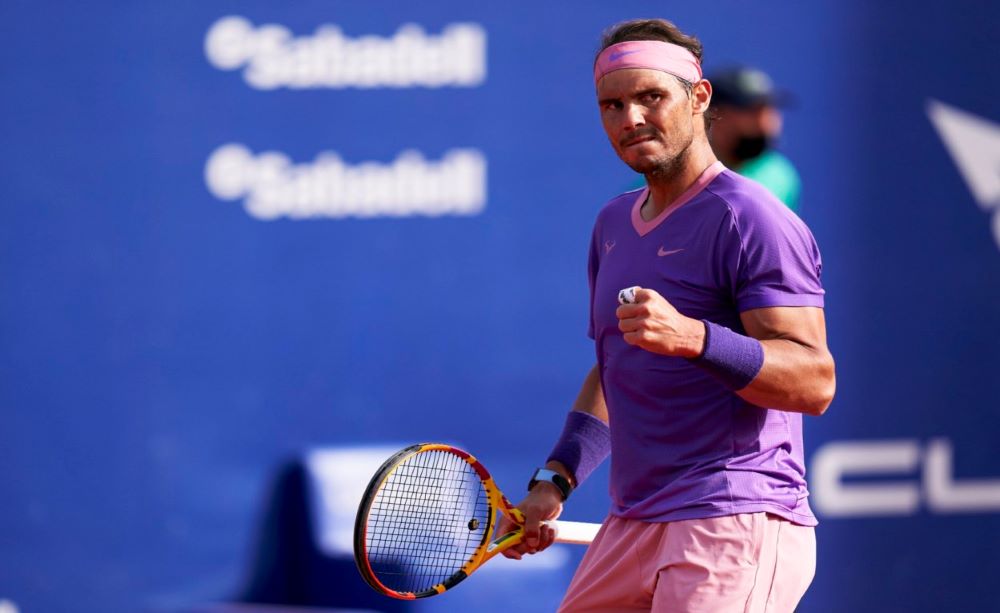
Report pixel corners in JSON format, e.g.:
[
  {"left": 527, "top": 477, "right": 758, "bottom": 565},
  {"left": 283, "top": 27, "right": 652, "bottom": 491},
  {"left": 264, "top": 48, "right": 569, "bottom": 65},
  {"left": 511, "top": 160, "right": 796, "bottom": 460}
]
[{"left": 593, "top": 40, "right": 702, "bottom": 86}]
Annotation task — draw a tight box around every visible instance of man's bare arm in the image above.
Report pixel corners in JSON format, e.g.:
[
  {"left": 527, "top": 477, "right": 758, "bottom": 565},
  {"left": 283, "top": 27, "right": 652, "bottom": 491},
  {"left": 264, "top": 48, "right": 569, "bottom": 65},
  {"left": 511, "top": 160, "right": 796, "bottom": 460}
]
[
  {"left": 547, "top": 364, "right": 607, "bottom": 486},
  {"left": 617, "top": 289, "right": 835, "bottom": 415},
  {"left": 501, "top": 364, "right": 606, "bottom": 559},
  {"left": 737, "top": 306, "right": 835, "bottom": 416}
]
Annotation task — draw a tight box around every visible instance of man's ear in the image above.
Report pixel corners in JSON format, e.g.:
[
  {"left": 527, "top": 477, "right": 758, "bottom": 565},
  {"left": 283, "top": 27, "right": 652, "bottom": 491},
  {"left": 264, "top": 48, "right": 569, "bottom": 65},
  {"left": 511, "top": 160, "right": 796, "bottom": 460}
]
[{"left": 692, "top": 79, "right": 712, "bottom": 115}]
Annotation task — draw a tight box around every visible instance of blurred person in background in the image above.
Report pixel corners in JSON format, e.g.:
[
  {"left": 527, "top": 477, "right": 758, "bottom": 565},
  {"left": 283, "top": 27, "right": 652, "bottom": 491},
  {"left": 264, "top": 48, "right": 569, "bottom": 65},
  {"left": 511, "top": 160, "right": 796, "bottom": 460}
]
[{"left": 708, "top": 66, "right": 801, "bottom": 212}]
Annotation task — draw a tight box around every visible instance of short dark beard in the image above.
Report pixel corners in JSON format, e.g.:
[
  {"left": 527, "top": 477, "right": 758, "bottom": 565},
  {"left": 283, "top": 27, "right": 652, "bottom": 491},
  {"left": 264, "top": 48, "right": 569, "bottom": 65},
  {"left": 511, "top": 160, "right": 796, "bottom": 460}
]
[{"left": 642, "top": 138, "right": 692, "bottom": 184}]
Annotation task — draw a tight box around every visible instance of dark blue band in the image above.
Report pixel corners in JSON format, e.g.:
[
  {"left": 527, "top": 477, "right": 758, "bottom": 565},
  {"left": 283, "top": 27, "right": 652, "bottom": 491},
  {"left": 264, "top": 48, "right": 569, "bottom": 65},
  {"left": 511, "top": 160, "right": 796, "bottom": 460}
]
[
  {"left": 693, "top": 320, "right": 765, "bottom": 390},
  {"left": 546, "top": 410, "right": 611, "bottom": 486}
]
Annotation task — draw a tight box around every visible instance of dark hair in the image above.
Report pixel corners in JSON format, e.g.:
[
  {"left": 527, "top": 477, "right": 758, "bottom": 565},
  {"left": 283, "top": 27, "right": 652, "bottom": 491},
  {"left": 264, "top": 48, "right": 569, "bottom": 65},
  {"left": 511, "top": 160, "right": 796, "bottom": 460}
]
[{"left": 596, "top": 19, "right": 714, "bottom": 130}]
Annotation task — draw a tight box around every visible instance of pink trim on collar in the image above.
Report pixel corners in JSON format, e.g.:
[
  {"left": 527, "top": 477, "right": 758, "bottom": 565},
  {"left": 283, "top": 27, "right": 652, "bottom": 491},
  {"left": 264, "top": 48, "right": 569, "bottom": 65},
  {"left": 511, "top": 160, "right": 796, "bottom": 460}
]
[
  {"left": 594, "top": 41, "right": 703, "bottom": 86},
  {"left": 631, "top": 161, "right": 726, "bottom": 237}
]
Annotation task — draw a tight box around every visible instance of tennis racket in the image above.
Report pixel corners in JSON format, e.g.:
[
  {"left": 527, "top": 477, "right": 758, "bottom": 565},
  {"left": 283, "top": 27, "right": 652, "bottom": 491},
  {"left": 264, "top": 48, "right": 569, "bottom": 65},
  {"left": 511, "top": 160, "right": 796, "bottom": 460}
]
[{"left": 353, "top": 443, "right": 600, "bottom": 599}]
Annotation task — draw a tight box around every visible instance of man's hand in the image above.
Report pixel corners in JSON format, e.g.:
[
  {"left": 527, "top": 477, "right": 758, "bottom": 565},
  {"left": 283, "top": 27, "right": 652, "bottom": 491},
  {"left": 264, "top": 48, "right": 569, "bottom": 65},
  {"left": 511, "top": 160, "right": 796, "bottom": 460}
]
[
  {"left": 616, "top": 287, "right": 705, "bottom": 358},
  {"left": 498, "top": 482, "right": 564, "bottom": 560}
]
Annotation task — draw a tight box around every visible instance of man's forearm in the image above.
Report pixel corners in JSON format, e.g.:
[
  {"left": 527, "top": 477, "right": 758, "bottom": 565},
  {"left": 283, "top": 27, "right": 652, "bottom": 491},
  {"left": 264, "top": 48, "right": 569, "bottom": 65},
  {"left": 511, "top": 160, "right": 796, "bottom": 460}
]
[
  {"left": 737, "top": 339, "right": 835, "bottom": 415},
  {"left": 571, "top": 364, "right": 609, "bottom": 422},
  {"left": 545, "top": 365, "right": 608, "bottom": 487},
  {"left": 735, "top": 306, "right": 835, "bottom": 415},
  {"left": 691, "top": 306, "right": 835, "bottom": 415}
]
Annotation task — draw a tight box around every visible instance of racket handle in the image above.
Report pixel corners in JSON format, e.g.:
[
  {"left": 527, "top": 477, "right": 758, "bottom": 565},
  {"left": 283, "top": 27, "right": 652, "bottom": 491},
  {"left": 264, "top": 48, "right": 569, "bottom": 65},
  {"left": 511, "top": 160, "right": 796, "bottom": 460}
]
[{"left": 548, "top": 520, "right": 601, "bottom": 545}]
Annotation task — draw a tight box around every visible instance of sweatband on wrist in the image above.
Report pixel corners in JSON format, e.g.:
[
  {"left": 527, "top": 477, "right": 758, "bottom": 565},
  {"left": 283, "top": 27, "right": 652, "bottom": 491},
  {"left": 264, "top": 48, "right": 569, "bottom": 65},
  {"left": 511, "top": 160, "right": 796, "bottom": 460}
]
[
  {"left": 693, "top": 320, "right": 765, "bottom": 391},
  {"left": 594, "top": 40, "right": 703, "bottom": 86},
  {"left": 546, "top": 410, "right": 611, "bottom": 487}
]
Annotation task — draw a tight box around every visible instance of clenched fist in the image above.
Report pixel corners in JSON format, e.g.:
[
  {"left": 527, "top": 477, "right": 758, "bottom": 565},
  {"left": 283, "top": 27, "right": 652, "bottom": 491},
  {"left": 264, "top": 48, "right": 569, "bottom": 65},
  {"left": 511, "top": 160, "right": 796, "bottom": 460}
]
[{"left": 616, "top": 287, "right": 706, "bottom": 358}]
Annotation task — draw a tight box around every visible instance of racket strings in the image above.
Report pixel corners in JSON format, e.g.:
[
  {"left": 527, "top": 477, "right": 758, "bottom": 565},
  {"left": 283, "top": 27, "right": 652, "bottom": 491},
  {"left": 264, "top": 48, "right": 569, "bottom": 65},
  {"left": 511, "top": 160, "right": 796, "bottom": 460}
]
[
  {"left": 365, "top": 449, "right": 492, "bottom": 593},
  {"left": 368, "top": 452, "right": 488, "bottom": 588}
]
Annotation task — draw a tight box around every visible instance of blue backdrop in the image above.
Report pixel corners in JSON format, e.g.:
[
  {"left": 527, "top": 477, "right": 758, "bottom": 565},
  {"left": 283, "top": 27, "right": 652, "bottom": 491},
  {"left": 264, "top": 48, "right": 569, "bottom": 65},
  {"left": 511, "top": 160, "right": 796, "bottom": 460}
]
[{"left": 2, "top": 1, "right": 998, "bottom": 612}]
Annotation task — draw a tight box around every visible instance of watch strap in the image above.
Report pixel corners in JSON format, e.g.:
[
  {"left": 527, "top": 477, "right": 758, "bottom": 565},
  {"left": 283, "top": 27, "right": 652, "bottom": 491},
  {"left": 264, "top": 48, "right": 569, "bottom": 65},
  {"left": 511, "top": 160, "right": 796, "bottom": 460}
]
[{"left": 528, "top": 468, "right": 573, "bottom": 501}]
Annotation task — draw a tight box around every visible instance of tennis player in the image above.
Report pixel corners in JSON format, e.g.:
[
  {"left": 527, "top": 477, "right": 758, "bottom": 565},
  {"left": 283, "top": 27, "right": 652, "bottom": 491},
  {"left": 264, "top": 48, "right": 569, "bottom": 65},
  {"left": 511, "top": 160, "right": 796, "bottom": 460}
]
[{"left": 500, "top": 19, "right": 835, "bottom": 612}]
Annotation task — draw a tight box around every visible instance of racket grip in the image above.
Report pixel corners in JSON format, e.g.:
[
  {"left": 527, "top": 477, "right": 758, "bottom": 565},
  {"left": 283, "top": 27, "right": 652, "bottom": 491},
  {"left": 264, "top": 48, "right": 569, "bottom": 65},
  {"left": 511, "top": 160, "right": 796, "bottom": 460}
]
[{"left": 548, "top": 520, "right": 601, "bottom": 545}]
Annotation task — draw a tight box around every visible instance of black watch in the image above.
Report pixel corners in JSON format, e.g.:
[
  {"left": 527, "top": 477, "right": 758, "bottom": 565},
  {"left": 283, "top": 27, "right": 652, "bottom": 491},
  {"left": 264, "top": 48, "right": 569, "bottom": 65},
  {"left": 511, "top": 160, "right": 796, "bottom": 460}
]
[{"left": 528, "top": 468, "right": 573, "bottom": 501}]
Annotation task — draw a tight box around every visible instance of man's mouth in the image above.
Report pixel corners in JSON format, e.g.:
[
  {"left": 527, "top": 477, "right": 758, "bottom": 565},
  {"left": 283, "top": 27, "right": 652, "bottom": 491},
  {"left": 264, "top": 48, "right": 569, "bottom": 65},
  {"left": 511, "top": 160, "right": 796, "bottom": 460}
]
[{"left": 622, "top": 134, "right": 656, "bottom": 148}]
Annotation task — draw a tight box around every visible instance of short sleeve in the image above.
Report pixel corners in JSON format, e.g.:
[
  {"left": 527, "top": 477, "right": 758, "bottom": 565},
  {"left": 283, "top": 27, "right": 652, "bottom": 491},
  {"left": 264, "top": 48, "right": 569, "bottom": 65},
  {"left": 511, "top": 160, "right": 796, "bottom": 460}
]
[{"left": 727, "top": 203, "right": 825, "bottom": 312}]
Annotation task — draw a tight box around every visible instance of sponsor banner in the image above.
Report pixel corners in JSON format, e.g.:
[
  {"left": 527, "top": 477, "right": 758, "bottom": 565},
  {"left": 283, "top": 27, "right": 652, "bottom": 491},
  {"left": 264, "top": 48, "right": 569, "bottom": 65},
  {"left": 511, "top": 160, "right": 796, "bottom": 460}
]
[
  {"left": 812, "top": 439, "right": 1000, "bottom": 517},
  {"left": 205, "top": 16, "right": 487, "bottom": 89},
  {"left": 205, "top": 144, "right": 487, "bottom": 220}
]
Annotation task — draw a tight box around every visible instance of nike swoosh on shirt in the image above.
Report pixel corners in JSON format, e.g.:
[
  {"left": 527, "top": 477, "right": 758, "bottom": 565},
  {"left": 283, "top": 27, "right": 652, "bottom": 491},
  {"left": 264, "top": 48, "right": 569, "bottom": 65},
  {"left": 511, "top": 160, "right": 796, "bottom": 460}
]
[{"left": 657, "top": 247, "right": 684, "bottom": 256}]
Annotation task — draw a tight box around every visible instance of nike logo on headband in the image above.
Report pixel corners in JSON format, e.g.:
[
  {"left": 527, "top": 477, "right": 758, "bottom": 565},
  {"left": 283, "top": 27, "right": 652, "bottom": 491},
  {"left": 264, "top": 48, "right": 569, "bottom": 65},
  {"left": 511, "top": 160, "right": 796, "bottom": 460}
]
[
  {"left": 594, "top": 42, "right": 702, "bottom": 85},
  {"left": 608, "top": 49, "right": 642, "bottom": 61}
]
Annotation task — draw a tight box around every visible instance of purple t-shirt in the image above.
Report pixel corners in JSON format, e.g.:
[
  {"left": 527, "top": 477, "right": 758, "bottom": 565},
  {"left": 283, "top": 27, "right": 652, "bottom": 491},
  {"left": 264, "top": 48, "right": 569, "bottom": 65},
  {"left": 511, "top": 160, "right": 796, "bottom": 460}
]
[{"left": 588, "top": 162, "right": 823, "bottom": 526}]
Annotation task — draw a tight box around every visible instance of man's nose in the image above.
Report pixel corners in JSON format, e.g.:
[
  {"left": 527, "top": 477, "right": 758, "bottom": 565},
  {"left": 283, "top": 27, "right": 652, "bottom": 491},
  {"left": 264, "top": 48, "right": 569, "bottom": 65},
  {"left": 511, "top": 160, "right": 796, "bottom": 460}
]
[{"left": 623, "top": 103, "right": 645, "bottom": 129}]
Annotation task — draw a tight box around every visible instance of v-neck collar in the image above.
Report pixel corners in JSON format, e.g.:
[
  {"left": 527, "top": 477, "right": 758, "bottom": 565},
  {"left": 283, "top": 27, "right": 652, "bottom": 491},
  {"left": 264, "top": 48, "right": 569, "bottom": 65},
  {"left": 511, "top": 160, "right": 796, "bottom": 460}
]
[{"left": 630, "top": 161, "right": 726, "bottom": 237}]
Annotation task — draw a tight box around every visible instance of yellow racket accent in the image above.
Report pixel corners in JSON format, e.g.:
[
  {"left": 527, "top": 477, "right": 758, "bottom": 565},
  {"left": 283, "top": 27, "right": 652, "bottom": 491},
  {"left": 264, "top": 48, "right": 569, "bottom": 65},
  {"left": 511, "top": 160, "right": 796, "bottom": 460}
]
[{"left": 354, "top": 443, "right": 600, "bottom": 599}]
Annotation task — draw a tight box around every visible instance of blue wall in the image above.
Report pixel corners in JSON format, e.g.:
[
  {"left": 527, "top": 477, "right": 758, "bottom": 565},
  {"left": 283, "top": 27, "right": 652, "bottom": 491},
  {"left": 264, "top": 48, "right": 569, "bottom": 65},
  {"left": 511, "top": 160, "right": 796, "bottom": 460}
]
[{"left": 2, "top": 1, "right": 998, "bottom": 611}]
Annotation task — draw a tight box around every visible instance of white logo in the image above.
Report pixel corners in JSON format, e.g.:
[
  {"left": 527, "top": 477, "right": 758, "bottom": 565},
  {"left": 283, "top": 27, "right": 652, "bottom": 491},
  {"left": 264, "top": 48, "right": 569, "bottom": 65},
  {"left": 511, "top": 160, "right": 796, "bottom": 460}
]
[
  {"left": 205, "top": 144, "right": 487, "bottom": 220},
  {"left": 0, "top": 600, "right": 20, "bottom": 613},
  {"left": 205, "top": 16, "right": 487, "bottom": 90},
  {"left": 926, "top": 99, "right": 1000, "bottom": 250},
  {"left": 811, "top": 438, "right": 1000, "bottom": 517}
]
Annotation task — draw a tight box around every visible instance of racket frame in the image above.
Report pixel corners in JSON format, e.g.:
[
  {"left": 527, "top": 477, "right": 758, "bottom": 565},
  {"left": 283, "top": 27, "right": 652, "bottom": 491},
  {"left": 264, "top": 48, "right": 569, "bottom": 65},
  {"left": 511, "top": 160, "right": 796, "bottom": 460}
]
[{"left": 353, "top": 443, "right": 528, "bottom": 599}]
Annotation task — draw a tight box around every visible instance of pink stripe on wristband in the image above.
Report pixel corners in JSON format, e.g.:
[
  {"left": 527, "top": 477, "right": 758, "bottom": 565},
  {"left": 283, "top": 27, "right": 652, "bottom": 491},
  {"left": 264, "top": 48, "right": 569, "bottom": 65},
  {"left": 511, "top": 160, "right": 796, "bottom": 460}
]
[
  {"left": 693, "top": 320, "right": 764, "bottom": 390},
  {"left": 546, "top": 410, "right": 611, "bottom": 486}
]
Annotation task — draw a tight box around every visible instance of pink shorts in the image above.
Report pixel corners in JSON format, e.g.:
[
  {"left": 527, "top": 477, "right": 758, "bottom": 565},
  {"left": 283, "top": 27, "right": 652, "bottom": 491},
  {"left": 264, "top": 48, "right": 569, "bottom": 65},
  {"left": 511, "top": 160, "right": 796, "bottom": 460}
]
[{"left": 558, "top": 513, "right": 815, "bottom": 612}]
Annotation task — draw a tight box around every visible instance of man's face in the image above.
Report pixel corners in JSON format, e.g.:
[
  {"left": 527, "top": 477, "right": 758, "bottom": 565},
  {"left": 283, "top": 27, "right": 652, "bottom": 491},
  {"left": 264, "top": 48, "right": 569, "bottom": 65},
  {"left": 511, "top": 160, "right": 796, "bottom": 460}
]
[{"left": 596, "top": 68, "right": 702, "bottom": 175}]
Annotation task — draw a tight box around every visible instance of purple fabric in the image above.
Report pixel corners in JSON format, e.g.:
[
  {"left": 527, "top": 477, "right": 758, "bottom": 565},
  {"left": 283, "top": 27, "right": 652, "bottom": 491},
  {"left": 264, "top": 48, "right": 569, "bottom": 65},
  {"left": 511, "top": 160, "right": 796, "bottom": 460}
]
[
  {"left": 547, "top": 410, "right": 612, "bottom": 486},
  {"left": 587, "top": 167, "right": 822, "bottom": 526},
  {"left": 694, "top": 320, "right": 765, "bottom": 390}
]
